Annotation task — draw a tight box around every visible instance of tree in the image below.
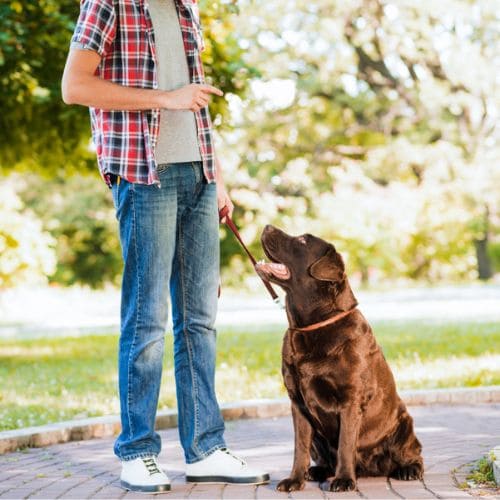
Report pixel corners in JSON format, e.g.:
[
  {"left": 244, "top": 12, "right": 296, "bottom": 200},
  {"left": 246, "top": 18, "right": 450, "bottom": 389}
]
[
  {"left": 0, "top": 176, "right": 56, "bottom": 289},
  {"left": 0, "top": 0, "right": 257, "bottom": 288},
  {"left": 0, "top": 1, "right": 93, "bottom": 173},
  {"left": 217, "top": 0, "right": 499, "bottom": 283},
  {"left": 19, "top": 173, "right": 123, "bottom": 288},
  {"left": 0, "top": 0, "right": 255, "bottom": 174}
]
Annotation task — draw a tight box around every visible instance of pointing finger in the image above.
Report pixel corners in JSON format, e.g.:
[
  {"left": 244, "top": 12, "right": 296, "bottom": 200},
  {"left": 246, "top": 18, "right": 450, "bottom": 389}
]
[{"left": 200, "top": 85, "right": 224, "bottom": 97}]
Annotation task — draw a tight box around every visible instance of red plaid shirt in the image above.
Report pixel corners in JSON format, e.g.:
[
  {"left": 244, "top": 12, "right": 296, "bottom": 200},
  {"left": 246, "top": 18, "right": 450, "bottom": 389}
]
[{"left": 70, "top": 0, "right": 216, "bottom": 188}]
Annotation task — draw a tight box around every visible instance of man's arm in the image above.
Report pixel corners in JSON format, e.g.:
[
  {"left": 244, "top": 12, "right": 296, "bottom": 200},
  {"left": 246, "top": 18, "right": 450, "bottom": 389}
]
[{"left": 61, "top": 48, "right": 222, "bottom": 112}]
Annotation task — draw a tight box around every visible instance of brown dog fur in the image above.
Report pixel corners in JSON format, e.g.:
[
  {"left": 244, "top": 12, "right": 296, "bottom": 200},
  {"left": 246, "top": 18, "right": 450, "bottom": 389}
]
[{"left": 255, "top": 226, "right": 424, "bottom": 492}]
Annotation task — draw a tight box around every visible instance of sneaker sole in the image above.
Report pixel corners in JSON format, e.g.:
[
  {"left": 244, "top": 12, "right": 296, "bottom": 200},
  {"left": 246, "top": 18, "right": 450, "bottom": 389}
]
[
  {"left": 186, "top": 473, "right": 270, "bottom": 485},
  {"left": 120, "top": 480, "right": 171, "bottom": 493}
]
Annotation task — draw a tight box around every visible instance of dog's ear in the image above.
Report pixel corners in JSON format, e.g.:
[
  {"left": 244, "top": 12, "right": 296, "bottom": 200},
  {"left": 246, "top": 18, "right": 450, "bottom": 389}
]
[{"left": 309, "top": 246, "right": 345, "bottom": 283}]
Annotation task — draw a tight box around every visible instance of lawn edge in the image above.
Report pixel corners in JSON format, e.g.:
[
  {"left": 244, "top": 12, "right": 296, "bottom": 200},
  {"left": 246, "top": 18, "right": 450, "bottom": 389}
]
[{"left": 0, "top": 386, "right": 499, "bottom": 455}]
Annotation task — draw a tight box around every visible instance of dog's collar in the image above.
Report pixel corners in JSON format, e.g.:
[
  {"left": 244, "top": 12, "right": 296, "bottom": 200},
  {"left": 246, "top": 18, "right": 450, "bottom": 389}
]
[{"left": 291, "top": 307, "right": 357, "bottom": 332}]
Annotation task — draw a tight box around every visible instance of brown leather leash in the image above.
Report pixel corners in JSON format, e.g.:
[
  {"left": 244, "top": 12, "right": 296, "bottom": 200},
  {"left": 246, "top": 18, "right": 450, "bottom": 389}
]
[
  {"left": 219, "top": 206, "right": 281, "bottom": 306},
  {"left": 218, "top": 208, "right": 358, "bottom": 328}
]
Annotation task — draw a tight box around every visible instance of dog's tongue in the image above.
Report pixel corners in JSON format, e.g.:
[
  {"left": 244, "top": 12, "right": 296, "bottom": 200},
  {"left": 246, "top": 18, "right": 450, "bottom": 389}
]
[
  {"left": 268, "top": 262, "right": 289, "bottom": 277},
  {"left": 255, "top": 261, "right": 290, "bottom": 279}
]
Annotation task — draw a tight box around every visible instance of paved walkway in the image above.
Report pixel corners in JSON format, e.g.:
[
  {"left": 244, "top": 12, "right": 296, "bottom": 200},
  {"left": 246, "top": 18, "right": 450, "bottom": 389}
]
[{"left": 0, "top": 404, "right": 499, "bottom": 499}]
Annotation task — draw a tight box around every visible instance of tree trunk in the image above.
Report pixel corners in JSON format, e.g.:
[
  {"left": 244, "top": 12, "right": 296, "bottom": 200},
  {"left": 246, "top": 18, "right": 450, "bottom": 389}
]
[
  {"left": 474, "top": 238, "right": 492, "bottom": 280},
  {"left": 360, "top": 265, "right": 370, "bottom": 286},
  {"left": 474, "top": 205, "right": 492, "bottom": 281}
]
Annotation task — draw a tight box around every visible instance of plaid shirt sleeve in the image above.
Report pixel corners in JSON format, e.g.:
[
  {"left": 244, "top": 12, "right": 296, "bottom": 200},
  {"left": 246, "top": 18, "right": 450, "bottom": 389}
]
[{"left": 70, "top": 0, "right": 117, "bottom": 57}]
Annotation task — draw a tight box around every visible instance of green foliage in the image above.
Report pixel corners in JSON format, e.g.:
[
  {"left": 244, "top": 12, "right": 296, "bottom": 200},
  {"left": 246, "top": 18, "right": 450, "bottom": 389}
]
[
  {"left": 0, "top": 319, "right": 498, "bottom": 430},
  {"left": 488, "top": 242, "right": 500, "bottom": 274},
  {"left": 0, "top": 1, "right": 94, "bottom": 173},
  {"left": 1, "top": 0, "right": 499, "bottom": 286},
  {"left": 199, "top": 0, "right": 261, "bottom": 125},
  {"left": 0, "top": 177, "right": 56, "bottom": 289},
  {"left": 0, "top": 0, "right": 257, "bottom": 288},
  {"left": 19, "top": 173, "right": 122, "bottom": 288},
  {"left": 466, "top": 457, "right": 495, "bottom": 486},
  {"left": 217, "top": 0, "right": 500, "bottom": 284},
  {"left": 0, "top": 0, "right": 255, "bottom": 173}
]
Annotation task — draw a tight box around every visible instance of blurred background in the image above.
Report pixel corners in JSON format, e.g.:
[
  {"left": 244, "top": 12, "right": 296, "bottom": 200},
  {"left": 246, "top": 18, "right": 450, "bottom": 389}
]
[{"left": 0, "top": 0, "right": 499, "bottom": 431}]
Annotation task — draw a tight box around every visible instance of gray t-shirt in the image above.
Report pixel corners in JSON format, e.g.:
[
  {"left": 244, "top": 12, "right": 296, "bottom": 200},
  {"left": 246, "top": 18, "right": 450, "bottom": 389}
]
[{"left": 147, "top": 0, "right": 201, "bottom": 164}]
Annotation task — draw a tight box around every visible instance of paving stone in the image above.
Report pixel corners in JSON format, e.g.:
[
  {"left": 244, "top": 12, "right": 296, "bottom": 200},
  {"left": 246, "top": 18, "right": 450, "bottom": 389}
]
[
  {"left": 29, "top": 488, "right": 75, "bottom": 499},
  {"left": 188, "top": 483, "right": 225, "bottom": 498},
  {"left": 0, "top": 488, "right": 41, "bottom": 499},
  {"left": 121, "top": 491, "right": 162, "bottom": 500},
  {"left": 290, "top": 486, "right": 327, "bottom": 499},
  {"left": 0, "top": 488, "right": 35, "bottom": 500},
  {"left": 91, "top": 484, "right": 127, "bottom": 499},
  {"left": 222, "top": 483, "right": 258, "bottom": 499},
  {"left": 0, "top": 404, "right": 498, "bottom": 499},
  {"left": 323, "top": 487, "right": 362, "bottom": 499},
  {"left": 256, "top": 481, "right": 289, "bottom": 499},
  {"left": 356, "top": 478, "right": 400, "bottom": 498},
  {"left": 388, "top": 479, "right": 436, "bottom": 498},
  {"left": 434, "top": 486, "right": 467, "bottom": 499}
]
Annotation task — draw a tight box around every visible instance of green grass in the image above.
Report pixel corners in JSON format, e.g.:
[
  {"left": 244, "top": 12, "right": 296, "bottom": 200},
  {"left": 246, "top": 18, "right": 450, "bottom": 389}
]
[
  {"left": 0, "top": 321, "right": 499, "bottom": 431},
  {"left": 466, "top": 455, "right": 496, "bottom": 487}
]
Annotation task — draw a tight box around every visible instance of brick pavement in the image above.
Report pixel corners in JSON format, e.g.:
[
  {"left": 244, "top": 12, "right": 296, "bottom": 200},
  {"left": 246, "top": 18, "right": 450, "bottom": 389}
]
[{"left": 0, "top": 404, "right": 498, "bottom": 499}]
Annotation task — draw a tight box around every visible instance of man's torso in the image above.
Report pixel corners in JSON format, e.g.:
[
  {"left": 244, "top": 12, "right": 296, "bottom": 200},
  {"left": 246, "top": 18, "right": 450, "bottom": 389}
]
[
  {"left": 70, "top": 0, "right": 215, "bottom": 187},
  {"left": 147, "top": 0, "right": 201, "bottom": 165}
]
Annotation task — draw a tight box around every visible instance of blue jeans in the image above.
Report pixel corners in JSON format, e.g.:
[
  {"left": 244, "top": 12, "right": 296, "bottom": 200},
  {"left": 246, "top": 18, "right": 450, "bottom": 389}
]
[{"left": 110, "top": 161, "right": 226, "bottom": 463}]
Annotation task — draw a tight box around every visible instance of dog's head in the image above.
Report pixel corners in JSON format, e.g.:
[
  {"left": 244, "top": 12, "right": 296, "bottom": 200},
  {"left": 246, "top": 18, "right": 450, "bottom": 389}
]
[{"left": 255, "top": 225, "right": 357, "bottom": 325}]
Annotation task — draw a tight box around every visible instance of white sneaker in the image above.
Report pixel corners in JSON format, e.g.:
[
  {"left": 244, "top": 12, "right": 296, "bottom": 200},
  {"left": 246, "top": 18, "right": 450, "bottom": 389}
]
[
  {"left": 185, "top": 447, "right": 270, "bottom": 484},
  {"left": 120, "top": 456, "right": 171, "bottom": 493}
]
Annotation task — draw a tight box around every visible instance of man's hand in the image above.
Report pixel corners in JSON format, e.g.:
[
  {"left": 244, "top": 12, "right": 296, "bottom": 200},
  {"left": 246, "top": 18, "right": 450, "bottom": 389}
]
[
  {"left": 164, "top": 84, "right": 223, "bottom": 112},
  {"left": 214, "top": 155, "right": 233, "bottom": 223},
  {"left": 217, "top": 181, "right": 234, "bottom": 224}
]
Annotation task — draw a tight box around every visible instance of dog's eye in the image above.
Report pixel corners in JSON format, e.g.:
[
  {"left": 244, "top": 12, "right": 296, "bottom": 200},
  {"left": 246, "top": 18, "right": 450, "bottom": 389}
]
[{"left": 298, "top": 236, "right": 307, "bottom": 245}]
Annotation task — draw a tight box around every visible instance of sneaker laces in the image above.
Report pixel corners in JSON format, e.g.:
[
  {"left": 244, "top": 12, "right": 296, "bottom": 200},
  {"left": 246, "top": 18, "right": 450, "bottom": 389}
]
[
  {"left": 221, "top": 447, "right": 247, "bottom": 467},
  {"left": 142, "top": 457, "right": 161, "bottom": 476}
]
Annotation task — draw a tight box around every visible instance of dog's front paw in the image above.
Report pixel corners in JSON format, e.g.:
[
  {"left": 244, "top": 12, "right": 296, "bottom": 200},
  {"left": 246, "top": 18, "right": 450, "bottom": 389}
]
[
  {"left": 390, "top": 463, "right": 423, "bottom": 481},
  {"left": 329, "top": 477, "right": 356, "bottom": 492},
  {"left": 276, "top": 477, "right": 305, "bottom": 492}
]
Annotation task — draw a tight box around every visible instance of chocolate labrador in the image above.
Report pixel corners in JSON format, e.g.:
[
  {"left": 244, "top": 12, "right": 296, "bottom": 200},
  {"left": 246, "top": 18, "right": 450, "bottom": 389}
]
[{"left": 255, "top": 226, "right": 423, "bottom": 492}]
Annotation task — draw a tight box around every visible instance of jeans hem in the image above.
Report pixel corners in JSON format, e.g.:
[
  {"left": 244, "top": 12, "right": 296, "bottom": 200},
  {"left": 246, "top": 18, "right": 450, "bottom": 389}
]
[
  {"left": 119, "top": 451, "right": 160, "bottom": 461},
  {"left": 185, "top": 443, "right": 226, "bottom": 465}
]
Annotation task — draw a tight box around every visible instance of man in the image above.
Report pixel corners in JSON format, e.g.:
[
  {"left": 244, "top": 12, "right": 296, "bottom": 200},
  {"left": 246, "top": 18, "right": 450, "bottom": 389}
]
[{"left": 62, "top": 0, "right": 269, "bottom": 493}]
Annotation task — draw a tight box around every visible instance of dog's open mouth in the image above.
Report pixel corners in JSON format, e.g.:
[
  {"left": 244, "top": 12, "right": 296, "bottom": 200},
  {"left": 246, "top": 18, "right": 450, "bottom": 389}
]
[{"left": 255, "top": 260, "right": 291, "bottom": 280}]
